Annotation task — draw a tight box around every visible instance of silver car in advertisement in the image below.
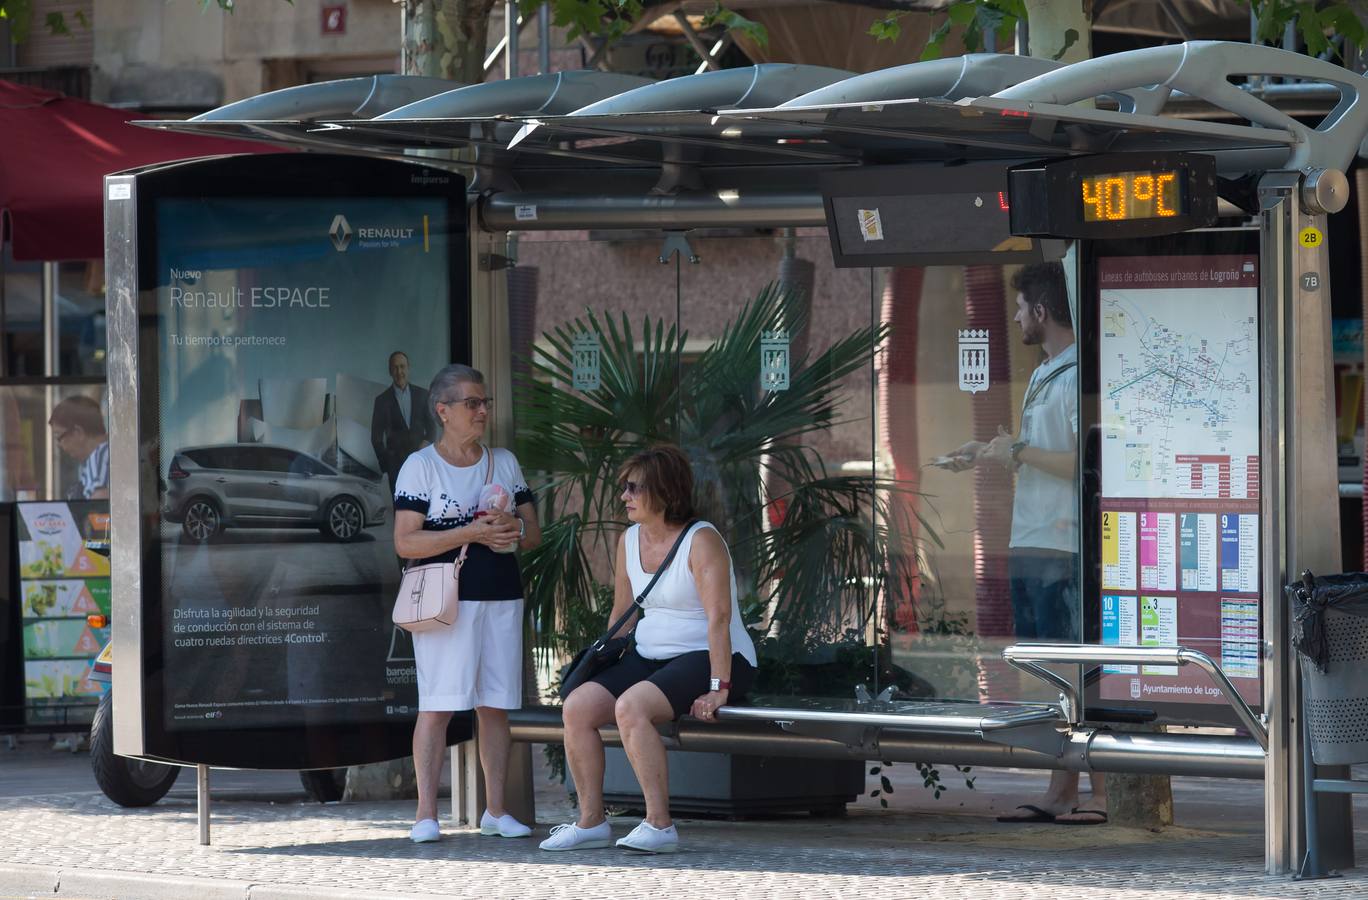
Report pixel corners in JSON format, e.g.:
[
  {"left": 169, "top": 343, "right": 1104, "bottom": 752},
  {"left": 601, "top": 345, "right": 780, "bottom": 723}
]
[{"left": 163, "top": 444, "right": 389, "bottom": 542}]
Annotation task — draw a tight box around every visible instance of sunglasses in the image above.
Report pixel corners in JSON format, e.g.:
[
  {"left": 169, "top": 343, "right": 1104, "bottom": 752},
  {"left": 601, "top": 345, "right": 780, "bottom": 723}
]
[
  {"left": 622, "top": 480, "right": 643, "bottom": 496},
  {"left": 442, "top": 397, "right": 494, "bottom": 412}
]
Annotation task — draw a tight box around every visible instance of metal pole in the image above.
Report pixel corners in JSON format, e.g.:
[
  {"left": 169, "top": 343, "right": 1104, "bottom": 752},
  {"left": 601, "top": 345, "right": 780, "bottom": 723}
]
[
  {"left": 42, "top": 261, "right": 58, "bottom": 498},
  {"left": 1249, "top": 7, "right": 1264, "bottom": 91},
  {"left": 1260, "top": 173, "right": 1295, "bottom": 876},
  {"left": 537, "top": 3, "right": 550, "bottom": 75},
  {"left": 504, "top": 0, "right": 519, "bottom": 80},
  {"left": 0, "top": 245, "right": 7, "bottom": 375},
  {"left": 42, "top": 261, "right": 57, "bottom": 376},
  {"left": 197, "top": 764, "right": 211, "bottom": 845}
]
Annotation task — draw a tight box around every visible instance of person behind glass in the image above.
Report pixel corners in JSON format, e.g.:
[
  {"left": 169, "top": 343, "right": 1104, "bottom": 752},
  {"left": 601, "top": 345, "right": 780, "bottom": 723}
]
[
  {"left": 944, "top": 262, "right": 1104, "bottom": 825},
  {"left": 49, "top": 396, "right": 109, "bottom": 500},
  {"left": 541, "top": 444, "right": 758, "bottom": 854},
  {"left": 392, "top": 364, "right": 542, "bottom": 844}
]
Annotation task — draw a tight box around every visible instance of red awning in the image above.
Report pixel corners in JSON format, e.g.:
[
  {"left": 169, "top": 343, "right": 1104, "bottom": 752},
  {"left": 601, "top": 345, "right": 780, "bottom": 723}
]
[{"left": 0, "top": 80, "right": 280, "bottom": 262}]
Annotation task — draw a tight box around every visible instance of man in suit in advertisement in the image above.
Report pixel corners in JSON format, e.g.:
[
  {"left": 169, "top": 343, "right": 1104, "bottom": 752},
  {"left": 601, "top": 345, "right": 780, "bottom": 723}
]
[{"left": 371, "top": 351, "right": 434, "bottom": 493}]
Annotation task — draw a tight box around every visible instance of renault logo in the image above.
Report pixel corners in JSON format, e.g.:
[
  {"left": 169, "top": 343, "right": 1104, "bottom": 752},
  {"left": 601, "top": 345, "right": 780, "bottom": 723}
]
[{"left": 329, "top": 214, "right": 352, "bottom": 252}]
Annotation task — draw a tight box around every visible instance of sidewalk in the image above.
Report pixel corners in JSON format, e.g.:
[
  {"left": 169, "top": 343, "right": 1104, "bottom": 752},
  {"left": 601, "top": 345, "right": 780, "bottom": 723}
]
[{"left": 3, "top": 738, "right": 1368, "bottom": 899}]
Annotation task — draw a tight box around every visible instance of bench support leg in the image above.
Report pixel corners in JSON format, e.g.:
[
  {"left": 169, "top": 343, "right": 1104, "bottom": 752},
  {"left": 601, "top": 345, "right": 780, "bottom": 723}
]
[{"left": 453, "top": 726, "right": 483, "bottom": 827}]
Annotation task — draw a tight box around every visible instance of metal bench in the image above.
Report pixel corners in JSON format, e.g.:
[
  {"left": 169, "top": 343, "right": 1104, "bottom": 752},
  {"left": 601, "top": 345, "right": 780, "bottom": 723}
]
[{"left": 496, "top": 643, "right": 1268, "bottom": 825}]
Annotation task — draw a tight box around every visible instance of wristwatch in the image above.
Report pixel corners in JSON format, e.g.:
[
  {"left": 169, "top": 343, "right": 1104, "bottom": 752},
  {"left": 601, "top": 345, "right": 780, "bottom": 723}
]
[
  {"left": 709, "top": 677, "right": 731, "bottom": 692},
  {"left": 1009, "top": 441, "right": 1027, "bottom": 467}
]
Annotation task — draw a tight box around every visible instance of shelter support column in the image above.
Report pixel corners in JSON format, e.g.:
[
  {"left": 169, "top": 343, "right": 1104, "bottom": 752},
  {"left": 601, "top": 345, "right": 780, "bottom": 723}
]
[
  {"left": 1259, "top": 172, "right": 1351, "bottom": 874},
  {"left": 463, "top": 210, "right": 538, "bottom": 825}
]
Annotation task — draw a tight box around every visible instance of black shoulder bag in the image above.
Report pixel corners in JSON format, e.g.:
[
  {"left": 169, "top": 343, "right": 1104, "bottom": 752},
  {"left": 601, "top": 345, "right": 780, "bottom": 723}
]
[{"left": 558, "top": 521, "right": 695, "bottom": 700}]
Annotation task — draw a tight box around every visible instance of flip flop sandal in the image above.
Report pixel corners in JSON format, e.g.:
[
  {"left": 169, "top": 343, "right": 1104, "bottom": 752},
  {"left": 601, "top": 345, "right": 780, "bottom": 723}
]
[
  {"left": 1055, "top": 807, "right": 1108, "bottom": 825},
  {"left": 995, "top": 804, "right": 1057, "bottom": 823}
]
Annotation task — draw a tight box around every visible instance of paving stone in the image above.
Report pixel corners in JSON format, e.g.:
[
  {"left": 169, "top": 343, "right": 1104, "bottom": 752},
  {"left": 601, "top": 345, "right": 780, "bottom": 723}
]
[{"left": 3, "top": 777, "right": 1368, "bottom": 899}]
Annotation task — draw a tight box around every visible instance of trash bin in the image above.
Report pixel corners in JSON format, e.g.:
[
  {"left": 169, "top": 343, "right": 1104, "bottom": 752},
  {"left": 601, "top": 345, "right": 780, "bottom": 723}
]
[{"left": 1288, "top": 571, "right": 1368, "bottom": 766}]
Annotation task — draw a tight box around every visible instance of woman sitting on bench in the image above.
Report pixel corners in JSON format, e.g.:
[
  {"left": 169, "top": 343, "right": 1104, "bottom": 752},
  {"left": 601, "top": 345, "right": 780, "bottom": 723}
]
[{"left": 541, "top": 444, "right": 758, "bottom": 854}]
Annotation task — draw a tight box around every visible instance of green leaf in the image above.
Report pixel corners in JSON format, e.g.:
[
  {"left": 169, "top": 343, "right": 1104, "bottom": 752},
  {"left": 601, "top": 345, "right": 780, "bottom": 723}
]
[
  {"left": 868, "top": 13, "right": 904, "bottom": 43},
  {"left": 946, "top": 3, "right": 978, "bottom": 25},
  {"left": 702, "top": 3, "right": 769, "bottom": 50},
  {"left": 43, "top": 11, "right": 68, "bottom": 35},
  {"left": 880, "top": 775, "right": 893, "bottom": 793},
  {"left": 919, "top": 20, "right": 953, "bottom": 61}
]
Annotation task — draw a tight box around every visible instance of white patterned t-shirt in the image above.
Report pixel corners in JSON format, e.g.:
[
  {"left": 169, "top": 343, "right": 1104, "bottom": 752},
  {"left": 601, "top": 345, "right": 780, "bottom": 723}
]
[{"left": 394, "top": 445, "right": 533, "bottom": 601}]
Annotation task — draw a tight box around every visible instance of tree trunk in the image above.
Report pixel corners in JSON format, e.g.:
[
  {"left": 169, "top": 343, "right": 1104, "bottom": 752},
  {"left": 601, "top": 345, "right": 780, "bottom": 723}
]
[
  {"left": 405, "top": 0, "right": 498, "bottom": 82},
  {"left": 1023, "top": 0, "right": 1091, "bottom": 63}
]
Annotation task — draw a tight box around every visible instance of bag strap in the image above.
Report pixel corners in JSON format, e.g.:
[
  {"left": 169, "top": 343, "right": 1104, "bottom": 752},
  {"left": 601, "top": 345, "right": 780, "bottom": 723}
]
[
  {"left": 453, "top": 446, "right": 495, "bottom": 574},
  {"left": 1021, "top": 359, "right": 1076, "bottom": 414},
  {"left": 402, "top": 446, "right": 497, "bottom": 578},
  {"left": 595, "top": 519, "right": 697, "bottom": 646}
]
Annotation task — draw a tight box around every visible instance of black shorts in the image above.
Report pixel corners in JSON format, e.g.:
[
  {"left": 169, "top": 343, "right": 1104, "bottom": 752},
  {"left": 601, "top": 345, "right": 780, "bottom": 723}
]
[{"left": 589, "top": 647, "right": 756, "bottom": 719}]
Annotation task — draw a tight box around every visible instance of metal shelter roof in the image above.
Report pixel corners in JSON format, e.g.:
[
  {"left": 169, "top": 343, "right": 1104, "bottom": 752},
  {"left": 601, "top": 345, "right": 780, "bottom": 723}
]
[{"left": 137, "top": 42, "right": 1368, "bottom": 198}]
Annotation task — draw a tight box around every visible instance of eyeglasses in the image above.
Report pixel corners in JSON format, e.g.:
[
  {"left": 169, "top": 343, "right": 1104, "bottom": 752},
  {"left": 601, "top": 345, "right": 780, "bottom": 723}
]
[
  {"left": 622, "top": 480, "right": 643, "bottom": 496},
  {"left": 52, "top": 428, "right": 73, "bottom": 444},
  {"left": 441, "top": 397, "right": 494, "bottom": 412}
]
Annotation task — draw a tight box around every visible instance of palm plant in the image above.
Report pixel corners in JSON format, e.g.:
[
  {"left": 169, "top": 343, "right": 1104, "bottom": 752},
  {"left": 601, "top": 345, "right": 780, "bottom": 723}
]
[{"left": 515, "top": 282, "right": 939, "bottom": 677}]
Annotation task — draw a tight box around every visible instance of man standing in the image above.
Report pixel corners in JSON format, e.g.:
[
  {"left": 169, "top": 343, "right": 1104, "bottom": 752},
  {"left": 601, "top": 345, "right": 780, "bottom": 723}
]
[
  {"left": 371, "top": 351, "right": 433, "bottom": 491},
  {"left": 49, "top": 395, "right": 109, "bottom": 500},
  {"left": 949, "top": 261, "right": 1106, "bottom": 825}
]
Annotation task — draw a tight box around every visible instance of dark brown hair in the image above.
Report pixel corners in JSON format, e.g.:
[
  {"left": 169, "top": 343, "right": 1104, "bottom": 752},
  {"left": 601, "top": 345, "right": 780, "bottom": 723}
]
[
  {"left": 49, "top": 395, "right": 106, "bottom": 436},
  {"left": 1011, "top": 261, "right": 1071, "bottom": 328},
  {"left": 619, "top": 444, "right": 695, "bottom": 526}
]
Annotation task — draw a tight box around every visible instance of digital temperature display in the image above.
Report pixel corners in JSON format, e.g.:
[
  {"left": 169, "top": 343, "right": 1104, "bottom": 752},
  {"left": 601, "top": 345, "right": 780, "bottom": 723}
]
[
  {"left": 1080, "top": 170, "right": 1185, "bottom": 222},
  {"left": 1008, "top": 153, "right": 1217, "bottom": 240}
]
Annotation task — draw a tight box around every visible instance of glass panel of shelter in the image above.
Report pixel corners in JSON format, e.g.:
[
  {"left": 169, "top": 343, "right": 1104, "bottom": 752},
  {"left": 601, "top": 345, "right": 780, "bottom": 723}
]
[
  {"left": 510, "top": 232, "right": 684, "bottom": 698},
  {"left": 881, "top": 260, "right": 1081, "bottom": 706},
  {"left": 678, "top": 232, "right": 880, "bottom": 702},
  {"left": 509, "top": 231, "right": 1082, "bottom": 708}
]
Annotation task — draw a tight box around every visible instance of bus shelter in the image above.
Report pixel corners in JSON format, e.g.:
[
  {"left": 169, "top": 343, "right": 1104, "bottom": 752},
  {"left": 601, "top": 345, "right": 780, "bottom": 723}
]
[{"left": 110, "top": 40, "right": 1368, "bottom": 875}]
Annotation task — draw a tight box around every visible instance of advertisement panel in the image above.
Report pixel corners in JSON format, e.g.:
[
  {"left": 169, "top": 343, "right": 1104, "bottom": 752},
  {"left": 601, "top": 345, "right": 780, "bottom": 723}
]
[
  {"left": 1083, "top": 235, "right": 1262, "bottom": 725},
  {"left": 109, "top": 153, "right": 470, "bottom": 767}
]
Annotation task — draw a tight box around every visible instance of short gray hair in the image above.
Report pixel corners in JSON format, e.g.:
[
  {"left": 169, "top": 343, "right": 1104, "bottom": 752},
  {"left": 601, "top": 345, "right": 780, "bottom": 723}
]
[{"left": 429, "top": 364, "right": 485, "bottom": 420}]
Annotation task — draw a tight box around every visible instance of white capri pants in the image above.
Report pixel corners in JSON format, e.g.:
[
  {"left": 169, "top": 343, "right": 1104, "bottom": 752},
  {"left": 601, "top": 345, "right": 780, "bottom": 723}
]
[{"left": 413, "top": 599, "right": 524, "bottom": 711}]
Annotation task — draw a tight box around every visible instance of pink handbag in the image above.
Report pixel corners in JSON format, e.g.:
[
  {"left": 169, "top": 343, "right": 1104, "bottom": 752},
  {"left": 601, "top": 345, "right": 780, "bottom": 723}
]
[{"left": 391, "top": 447, "right": 492, "bottom": 633}]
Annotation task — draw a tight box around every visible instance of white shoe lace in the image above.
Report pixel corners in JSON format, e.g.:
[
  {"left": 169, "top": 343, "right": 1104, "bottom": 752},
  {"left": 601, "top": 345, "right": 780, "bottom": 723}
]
[{"left": 546, "top": 823, "right": 577, "bottom": 843}]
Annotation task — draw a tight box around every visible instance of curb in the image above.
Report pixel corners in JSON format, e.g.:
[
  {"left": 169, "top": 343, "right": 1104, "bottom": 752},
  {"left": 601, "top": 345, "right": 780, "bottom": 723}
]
[{"left": 0, "top": 863, "right": 442, "bottom": 900}]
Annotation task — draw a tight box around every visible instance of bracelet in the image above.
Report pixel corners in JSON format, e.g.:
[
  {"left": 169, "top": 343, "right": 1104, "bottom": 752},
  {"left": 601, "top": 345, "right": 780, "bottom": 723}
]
[{"left": 517, "top": 517, "right": 527, "bottom": 540}]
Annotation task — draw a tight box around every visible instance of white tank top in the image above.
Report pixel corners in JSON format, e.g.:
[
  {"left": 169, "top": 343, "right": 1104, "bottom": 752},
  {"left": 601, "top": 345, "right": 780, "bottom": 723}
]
[{"left": 626, "top": 521, "right": 758, "bottom": 667}]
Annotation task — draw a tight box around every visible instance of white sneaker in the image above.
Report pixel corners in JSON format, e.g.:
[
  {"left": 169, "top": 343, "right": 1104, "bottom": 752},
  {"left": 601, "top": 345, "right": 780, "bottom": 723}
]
[
  {"left": 410, "top": 818, "right": 440, "bottom": 843},
  {"left": 480, "top": 810, "right": 532, "bottom": 838},
  {"left": 615, "top": 820, "right": 679, "bottom": 853},
  {"left": 538, "top": 821, "right": 613, "bottom": 851}
]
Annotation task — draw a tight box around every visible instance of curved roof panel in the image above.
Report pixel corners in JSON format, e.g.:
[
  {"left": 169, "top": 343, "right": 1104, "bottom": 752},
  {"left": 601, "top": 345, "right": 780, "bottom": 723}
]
[
  {"left": 781, "top": 54, "right": 1060, "bottom": 107},
  {"left": 569, "top": 63, "right": 852, "bottom": 116},
  {"left": 376, "top": 71, "right": 653, "bottom": 120},
  {"left": 191, "top": 75, "right": 458, "bottom": 123}
]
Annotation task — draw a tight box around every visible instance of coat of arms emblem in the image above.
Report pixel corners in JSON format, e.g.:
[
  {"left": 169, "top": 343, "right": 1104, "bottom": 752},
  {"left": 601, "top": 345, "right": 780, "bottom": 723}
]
[{"left": 958, "top": 329, "right": 990, "bottom": 394}]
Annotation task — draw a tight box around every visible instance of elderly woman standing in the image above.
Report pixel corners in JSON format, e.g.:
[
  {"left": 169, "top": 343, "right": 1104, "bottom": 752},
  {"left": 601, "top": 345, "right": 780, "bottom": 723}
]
[
  {"left": 541, "top": 444, "right": 757, "bottom": 854},
  {"left": 393, "top": 364, "right": 541, "bottom": 843}
]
